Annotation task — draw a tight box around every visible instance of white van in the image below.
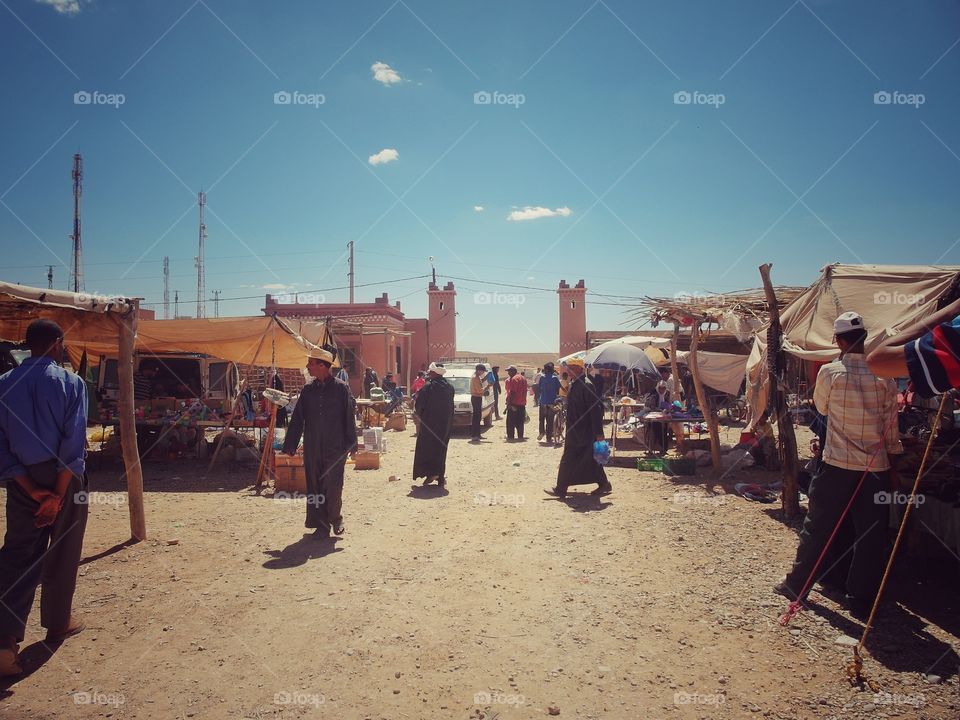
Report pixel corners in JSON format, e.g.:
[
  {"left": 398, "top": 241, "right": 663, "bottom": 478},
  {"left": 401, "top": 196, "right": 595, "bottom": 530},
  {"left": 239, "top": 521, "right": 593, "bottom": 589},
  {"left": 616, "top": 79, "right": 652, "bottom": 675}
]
[
  {"left": 96, "top": 353, "right": 238, "bottom": 403},
  {"left": 443, "top": 366, "right": 496, "bottom": 428}
]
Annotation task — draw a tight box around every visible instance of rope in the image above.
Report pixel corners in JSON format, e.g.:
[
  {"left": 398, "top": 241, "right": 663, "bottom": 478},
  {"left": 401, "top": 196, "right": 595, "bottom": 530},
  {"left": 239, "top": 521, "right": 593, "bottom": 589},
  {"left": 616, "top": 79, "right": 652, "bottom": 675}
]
[{"left": 846, "top": 392, "right": 949, "bottom": 690}]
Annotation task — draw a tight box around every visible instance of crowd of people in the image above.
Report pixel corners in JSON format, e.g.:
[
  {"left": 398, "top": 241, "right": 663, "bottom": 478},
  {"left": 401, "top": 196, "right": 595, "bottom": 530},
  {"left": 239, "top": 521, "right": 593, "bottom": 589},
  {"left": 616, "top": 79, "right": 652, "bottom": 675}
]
[{"left": 1, "top": 295, "right": 958, "bottom": 675}]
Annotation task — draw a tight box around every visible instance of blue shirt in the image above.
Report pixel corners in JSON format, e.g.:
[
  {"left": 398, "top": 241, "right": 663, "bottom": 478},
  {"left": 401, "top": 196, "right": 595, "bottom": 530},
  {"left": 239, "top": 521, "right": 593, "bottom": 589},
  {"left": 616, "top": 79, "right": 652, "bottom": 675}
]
[
  {"left": 0, "top": 356, "right": 88, "bottom": 479},
  {"left": 539, "top": 373, "right": 561, "bottom": 404}
]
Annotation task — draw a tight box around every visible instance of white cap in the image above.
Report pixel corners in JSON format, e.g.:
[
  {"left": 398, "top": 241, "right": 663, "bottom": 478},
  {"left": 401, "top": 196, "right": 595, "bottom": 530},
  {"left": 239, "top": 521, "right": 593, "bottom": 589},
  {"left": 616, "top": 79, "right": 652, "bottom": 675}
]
[
  {"left": 834, "top": 311, "right": 865, "bottom": 335},
  {"left": 428, "top": 362, "right": 446, "bottom": 376}
]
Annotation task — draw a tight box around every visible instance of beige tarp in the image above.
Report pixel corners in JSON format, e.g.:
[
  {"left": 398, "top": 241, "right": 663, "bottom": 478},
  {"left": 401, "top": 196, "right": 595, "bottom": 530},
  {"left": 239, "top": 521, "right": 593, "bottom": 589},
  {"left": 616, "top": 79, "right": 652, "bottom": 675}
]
[
  {"left": 747, "top": 263, "right": 960, "bottom": 416},
  {"left": 0, "top": 282, "right": 134, "bottom": 346},
  {"left": 674, "top": 351, "right": 748, "bottom": 396}
]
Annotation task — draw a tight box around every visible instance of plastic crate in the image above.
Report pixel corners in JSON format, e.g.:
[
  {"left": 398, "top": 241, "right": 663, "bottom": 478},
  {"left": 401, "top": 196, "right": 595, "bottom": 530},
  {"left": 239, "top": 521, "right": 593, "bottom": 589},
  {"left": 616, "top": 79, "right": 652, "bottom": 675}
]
[
  {"left": 663, "top": 458, "right": 697, "bottom": 476},
  {"left": 637, "top": 457, "right": 664, "bottom": 472}
]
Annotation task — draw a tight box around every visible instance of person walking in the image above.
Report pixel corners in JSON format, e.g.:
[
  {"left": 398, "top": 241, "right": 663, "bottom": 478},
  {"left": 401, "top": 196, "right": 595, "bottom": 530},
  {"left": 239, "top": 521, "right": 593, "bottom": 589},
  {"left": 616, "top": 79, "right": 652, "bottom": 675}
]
[
  {"left": 537, "top": 362, "right": 562, "bottom": 444},
  {"left": 413, "top": 363, "right": 455, "bottom": 488},
  {"left": 487, "top": 366, "right": 502, "bottom": 420},
  {"left": 362, "top": 367, "right": 379, "bottom": 399},
  {"left": 283, "top": 347, "right": 358, "bottom": 538},
  {"left": 469, "top": 364, "right": 490, "bottom": 441},
  {"left": 0, "top": 320, "right": 89, "bottom": 676},
  {"left": 532, "top": 367, "right": 543, "bottom": 406},
  {"left": 546, "top": 358, "right": 611, "bottom": 498},
  {"left": 775, "top": 312, "right": 902, "bottom": 618},
  {"left": 503, "top": 366, "right": 528, "bottom": 441}
]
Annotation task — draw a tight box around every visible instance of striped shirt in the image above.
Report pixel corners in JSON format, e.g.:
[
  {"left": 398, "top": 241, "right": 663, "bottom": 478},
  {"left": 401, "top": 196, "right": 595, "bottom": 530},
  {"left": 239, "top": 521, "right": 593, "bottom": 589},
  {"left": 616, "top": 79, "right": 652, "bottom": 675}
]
[
  {"left": 905, "top": 315, "right": 960, "bottom": 398},
  {"left": 813, "top": 353, "right": 902, "bottom": 471},
  {"left": 133, "top": 372, "right": 153, "bottom": 401}
]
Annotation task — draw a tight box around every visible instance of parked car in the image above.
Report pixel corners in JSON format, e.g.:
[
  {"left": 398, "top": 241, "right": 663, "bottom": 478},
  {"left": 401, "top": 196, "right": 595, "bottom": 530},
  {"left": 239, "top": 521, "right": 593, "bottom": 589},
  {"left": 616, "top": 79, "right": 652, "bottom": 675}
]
[{"left": 443, "top": 366, "right": 495, "bottom": 427}]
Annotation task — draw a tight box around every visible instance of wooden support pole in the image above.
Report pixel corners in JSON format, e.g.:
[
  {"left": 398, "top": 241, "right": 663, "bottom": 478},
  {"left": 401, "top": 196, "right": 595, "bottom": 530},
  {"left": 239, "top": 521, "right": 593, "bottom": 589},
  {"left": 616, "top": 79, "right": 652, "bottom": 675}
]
[
  {"left": 759, "top": 263, "right": 801, "bottom": 522},
  {"left": 256, "top": 402, "right": 278, "bottom": 490},
  {"left": 670, "top": 323, "right": 681, "bottom": 397},
  {"left": 116, "top": 304, "right": 146, "bottom": 541},
  {"left": 687, "top": 323, "right": 722, "bottom": 481}
]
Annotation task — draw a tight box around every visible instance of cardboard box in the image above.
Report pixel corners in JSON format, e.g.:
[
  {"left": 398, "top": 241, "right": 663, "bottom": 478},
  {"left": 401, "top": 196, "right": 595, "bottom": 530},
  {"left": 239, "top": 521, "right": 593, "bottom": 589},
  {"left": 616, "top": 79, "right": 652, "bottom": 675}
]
[
  {"left": 384, "top": 413, "right": 407, "bottom": 432},
  {"left": 273, "top": 452, "right": 307, "bottom": 493}
]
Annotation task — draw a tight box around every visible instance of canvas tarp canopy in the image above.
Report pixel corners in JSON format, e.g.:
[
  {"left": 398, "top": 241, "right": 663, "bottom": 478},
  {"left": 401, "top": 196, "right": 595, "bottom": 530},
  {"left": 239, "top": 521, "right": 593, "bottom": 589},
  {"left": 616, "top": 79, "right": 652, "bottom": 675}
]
[
  {"left": 669, "top": 350, "right": 748, "bottom": 397},
  {"left": 0, "top": 282, "right": 135, "bottom": 346},
  {"left": 747, "top": 263, "right": 960, "bottom": 415},
  {"left": 56, "top": 316, "right": 330, "bottom": 370}
]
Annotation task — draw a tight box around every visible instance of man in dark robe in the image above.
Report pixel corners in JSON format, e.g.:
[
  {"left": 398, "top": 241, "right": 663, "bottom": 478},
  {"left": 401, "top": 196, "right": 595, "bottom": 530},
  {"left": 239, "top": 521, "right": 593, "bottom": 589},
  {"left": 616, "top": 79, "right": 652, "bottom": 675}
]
[
  {"left": 283, "top": 348, "right": 357, "bottom": 537},
  {"left": 547, "top": 358, "right": 612, "bottom": 498},
  {"left": 413, "top": 363, "right": 455, "bottom": 489}
]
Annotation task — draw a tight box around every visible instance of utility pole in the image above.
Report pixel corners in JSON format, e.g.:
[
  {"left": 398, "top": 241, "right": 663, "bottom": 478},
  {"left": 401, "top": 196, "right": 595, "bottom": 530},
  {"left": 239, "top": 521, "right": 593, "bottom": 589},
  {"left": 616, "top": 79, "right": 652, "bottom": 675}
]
[
  {"left": 195, "top": 190, "right": 206, "bottom": 318},
  {"left": 69, "top": 153, "right": 83, "bottom": 292},
  {"left": 162, "top": 256, "right": 170, "bottom": 319},
  {"left": 47, "top": 266, "right": 53, "bottom": 289},
  {"left": 348, "top": 240, "right": 355, "bottom": 304},
  {"left": 212, "top": 290, "right": 221, "bottom": 318}
]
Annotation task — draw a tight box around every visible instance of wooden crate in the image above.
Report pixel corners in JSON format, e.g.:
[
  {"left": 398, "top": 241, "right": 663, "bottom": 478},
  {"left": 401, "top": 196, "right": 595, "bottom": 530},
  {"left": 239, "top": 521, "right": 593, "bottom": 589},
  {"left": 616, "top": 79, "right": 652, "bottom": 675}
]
[{"left": 273, "top": 452, "right": 307, "bottom": 493}]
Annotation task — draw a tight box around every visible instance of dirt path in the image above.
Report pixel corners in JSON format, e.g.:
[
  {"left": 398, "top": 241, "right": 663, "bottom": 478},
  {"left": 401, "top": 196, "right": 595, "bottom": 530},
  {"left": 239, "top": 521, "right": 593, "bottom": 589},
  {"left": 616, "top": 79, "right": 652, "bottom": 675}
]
[{"left": 1, "top": 413, "right": 957, "bottom": 719}]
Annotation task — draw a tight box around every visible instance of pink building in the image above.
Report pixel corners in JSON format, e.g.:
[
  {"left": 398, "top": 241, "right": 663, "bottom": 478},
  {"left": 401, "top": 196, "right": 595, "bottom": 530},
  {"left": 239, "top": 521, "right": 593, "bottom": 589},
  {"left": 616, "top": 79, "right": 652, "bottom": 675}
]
[
  {"left": 558, "top": 279, "right": 586, "bottom": 357},
  {"left": 263, "top": 284, "right": 456, "bottom": 397}
]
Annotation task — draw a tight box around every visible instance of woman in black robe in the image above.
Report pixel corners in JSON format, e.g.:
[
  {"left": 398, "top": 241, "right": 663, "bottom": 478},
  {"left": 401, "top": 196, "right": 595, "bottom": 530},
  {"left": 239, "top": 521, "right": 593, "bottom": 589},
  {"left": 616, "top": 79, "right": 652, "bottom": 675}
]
[
  {"left": 548, "top": 361, "right": 611, "bottom": 498},
  {"left": 413, "top": 365, "right": 455, "bottom": 488}
]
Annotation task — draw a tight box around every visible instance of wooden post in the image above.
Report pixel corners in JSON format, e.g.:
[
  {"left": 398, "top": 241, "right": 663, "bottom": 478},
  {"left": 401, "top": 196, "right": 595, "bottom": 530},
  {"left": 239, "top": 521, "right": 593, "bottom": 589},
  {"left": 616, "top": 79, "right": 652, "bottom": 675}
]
[
  {"left": 687, "top": 323, "right": 722, "bottom": 481},
  {"left": 759, "top": 263, "right": 801, "bottom": 522},
  {"left": 670, "top": 323, "right": 681, "bottom": 397},
  {"left": 116, "top": 303, "right": 146, "bottom": 541},
  {"left": 256, "top": 402, "right": 278, "bottom": 490}
]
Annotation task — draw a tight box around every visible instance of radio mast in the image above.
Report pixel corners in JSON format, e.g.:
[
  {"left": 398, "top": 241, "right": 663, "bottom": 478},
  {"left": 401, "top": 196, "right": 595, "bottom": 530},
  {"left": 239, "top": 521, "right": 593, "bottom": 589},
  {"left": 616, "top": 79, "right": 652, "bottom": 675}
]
[
  {"left": 162, "top": 256, "right": 170, "bottom": 319},
  {"left": 195, "top": 191, "right": 206, "bottom": 318},
  {"left": 69, "top": 153, "right": 83, "bottom": 292}
]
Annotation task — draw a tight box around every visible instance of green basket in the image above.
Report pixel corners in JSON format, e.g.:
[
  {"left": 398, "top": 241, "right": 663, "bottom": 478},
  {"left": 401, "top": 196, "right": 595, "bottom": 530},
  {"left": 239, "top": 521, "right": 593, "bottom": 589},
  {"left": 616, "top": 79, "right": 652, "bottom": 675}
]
[
  {"left": 663, "top": 458, "right": 697, "bottom": 476},
  {"left": 637, "top": 458, "right": 664, "bottom": 472}
]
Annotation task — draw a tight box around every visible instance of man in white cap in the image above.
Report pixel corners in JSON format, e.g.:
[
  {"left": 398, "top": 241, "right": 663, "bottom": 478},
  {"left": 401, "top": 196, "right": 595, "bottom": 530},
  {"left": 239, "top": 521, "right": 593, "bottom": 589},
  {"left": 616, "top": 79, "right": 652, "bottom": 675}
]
[
  {"left": 775, "top": 311, "right": 901, "bottom": 618},
  {"left": 413, "top": 363, "right": 455, "bottom": 488},
  {"left": 283, "top": 347, "right": 357, "bottom": 537}
]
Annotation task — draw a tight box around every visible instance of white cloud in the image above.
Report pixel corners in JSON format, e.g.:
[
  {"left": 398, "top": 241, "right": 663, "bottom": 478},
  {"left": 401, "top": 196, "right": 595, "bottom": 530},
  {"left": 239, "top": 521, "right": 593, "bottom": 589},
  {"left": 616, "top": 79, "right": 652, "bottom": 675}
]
[
  {"left": 371, "top": 61, "right": 402, "bottom": 85},
  {"left": 473, "top": 205, "right": 485, "bottom": 212},
  {"left": 262, "top": 283, "right": 294, "bottom": 290},
  {"left": 507, "top": 206, "right": 573, "bottom": 222},
  {"left": 368, "top": 148, "right": 399, "bottom": 165},
  {"left": 35, "top": 0, "right": 82, "bottom": 12}
]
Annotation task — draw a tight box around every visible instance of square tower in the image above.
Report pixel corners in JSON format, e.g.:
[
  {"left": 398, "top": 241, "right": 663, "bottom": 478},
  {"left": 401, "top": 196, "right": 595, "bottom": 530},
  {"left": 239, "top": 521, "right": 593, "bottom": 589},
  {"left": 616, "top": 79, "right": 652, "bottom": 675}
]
[
  {"left": 428, "top": 281, "right": 457, "bottom": 361},
  {"left": 558, "top": 279, "right": 586, "bottom": 357}
]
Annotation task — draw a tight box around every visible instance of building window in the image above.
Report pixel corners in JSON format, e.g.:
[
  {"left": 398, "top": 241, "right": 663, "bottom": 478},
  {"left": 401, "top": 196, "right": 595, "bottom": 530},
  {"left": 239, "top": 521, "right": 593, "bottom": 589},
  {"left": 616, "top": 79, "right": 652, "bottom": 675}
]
[
  {"left": 439, "top": 301, "right": 444, "bottom": 311},
  {"left": 571, "top": 300, "right": 576, "bottom": 309}
]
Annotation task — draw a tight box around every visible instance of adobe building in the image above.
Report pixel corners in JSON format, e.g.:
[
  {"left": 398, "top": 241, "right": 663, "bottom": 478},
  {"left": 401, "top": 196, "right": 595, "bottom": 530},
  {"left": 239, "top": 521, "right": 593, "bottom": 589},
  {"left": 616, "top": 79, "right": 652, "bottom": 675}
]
[{"left": 262, "top": 282, "right": 456, "bottom": 397}]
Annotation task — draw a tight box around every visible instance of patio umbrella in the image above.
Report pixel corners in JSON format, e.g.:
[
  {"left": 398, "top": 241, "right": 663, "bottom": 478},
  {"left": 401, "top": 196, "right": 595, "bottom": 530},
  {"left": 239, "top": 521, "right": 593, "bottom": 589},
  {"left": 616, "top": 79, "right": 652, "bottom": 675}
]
[{"left": 584, "top": 341, "right": 660, "bottom": 377}]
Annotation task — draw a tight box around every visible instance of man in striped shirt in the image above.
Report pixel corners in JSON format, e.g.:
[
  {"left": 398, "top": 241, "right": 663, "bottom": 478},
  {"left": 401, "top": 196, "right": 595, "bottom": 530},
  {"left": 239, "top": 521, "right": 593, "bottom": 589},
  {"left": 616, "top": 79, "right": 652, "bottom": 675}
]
[
  {"left": 868, "top": 296, "right": 960, "bottom": 396},
  {"left": 776, "top": 312, "right": 902, "bottom": 618}
]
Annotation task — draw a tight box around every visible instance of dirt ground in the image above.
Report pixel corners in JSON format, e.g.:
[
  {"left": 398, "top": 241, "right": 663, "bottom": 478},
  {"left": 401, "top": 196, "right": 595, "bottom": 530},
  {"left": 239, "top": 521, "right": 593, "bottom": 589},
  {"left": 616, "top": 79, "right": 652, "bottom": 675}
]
[{"left": 1, "top": 407, "right": 958, "bottom": 720}]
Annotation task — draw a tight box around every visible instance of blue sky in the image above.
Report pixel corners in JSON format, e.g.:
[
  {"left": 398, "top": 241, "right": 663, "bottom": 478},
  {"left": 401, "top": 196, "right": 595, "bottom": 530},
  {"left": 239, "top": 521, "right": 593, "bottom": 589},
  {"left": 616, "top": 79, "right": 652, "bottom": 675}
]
[{"left": 1, "top": 0, "right": 958, "bottom": 352}]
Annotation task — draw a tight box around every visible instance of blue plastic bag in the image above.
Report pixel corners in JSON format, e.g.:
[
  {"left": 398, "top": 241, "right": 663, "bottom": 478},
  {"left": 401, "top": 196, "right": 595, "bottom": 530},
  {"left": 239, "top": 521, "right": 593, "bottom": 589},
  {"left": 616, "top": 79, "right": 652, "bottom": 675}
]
[{"left": 593, "top": 440, "right": 611, "bottom": 466}]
